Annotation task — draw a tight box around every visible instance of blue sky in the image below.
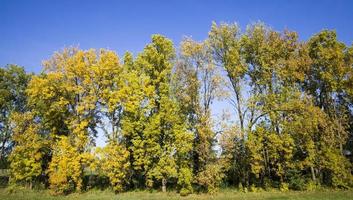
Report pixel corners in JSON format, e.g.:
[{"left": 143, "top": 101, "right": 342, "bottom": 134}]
[
  {"left": 1, "top": 0, "right": 353, "bottom": 72},
  {"left": 1, "top": 0, "right": 353, "bottom": 146}
]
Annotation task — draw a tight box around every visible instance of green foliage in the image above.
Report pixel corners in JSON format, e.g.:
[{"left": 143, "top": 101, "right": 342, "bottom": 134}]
[
  {"left": 177, "top": 167, "right": 193, "bottom": 196},
  {"left": 287, "top": 170, "right": 306, "bottom": 191},
  {"left": 96, "top": 142, "right": 130, "bottom": 193},
  {"left": 305, "top": 180, "right": 320, "bottom": 191},
  {"left": 138, "top": 35, "right": 193, "bottom": 192},
  {"left": 0, "top": 65, "right": 31, "bottom": 168}
]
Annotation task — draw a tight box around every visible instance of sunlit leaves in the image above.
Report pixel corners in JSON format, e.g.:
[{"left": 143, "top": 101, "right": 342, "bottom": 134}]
[{"left": 9, "top": 112, "right": 47, "bottom": 187}]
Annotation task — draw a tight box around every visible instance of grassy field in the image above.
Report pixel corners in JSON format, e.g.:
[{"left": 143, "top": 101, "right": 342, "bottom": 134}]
[{"left": 0, "top": 188, "right": 352, "bottom": 200}]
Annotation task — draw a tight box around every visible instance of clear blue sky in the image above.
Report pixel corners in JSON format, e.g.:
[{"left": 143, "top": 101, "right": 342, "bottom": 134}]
[{"left": 1, "top": 0, "right": 353, "bottom": 72}]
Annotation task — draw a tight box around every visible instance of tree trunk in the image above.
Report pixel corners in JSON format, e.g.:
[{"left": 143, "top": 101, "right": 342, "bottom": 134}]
[
  {"left": 162, "top": 178, "right": 167, "bottom": 192},
  {"left": 311, "top": 166, "right": 316, "bottom": 182}
]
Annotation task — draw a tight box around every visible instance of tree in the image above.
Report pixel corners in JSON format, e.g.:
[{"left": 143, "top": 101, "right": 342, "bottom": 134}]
[
  {"left": 136, "top": 35, "right": 193, "bottom": 192},
  {"left": 27, "top": 48, "right": 121, "bottom": 193},
  {"left": 96, "top": 141, "right": 130, "bottom": 193},
  {"left": 176, "top": 37, "right": 223, "bottom": 190},
  {"left": 305, "top": 30, "right": 350, "bottom": 154},
  {"left": 240, "top": 23, "right": 307, "bottom": 188},
  {"left": 305, "top": 30, "right": 352, "bottom": 187},
  {"left": 0, "top": 65, "right": 31, "bottom": 168},
  {"left": 209, "top": 22, "right": 246, "bottom": 131},
  {"left": 120, "top": 51, "right": 152, "bottom": 188},
  {"left": 9, "top": 112, "right": 47, "bottom": 188}
]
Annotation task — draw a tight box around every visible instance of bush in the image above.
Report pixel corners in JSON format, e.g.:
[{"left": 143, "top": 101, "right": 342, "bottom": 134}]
[
  {"left": 196, "top": 164, "right": 224, "bottom": 194},
  {"left": 238, "top": 182, "right": 243, "bottom": 191},
  {"left": 177, "top": 167, "right": 193, "bottom": 196},
  {"left": 249, "top": 184, "right": 262, "bottom": 192},
  {"left": 48, "top": 136, "right": 85, "bottom": 195},
  {"left": 305, "top": 180, "right": 319, "bottom": 191},
  {"left": 96, "top": 143, "right": 130, "bottom": 193},
  {"left": 263, "top": 177, "right": 272, "bottom": 191},
  {"left": 83, "top": 174, "right": 110, "bottom": 190},
  {"left": 5, "top": 184, "right": 25, "bottom": 194},
  {"left": 0, "top": 176, "right": 9, "bottom": 188},
  {"left": 180, "top": 187, "right": 192, "bottom": 196},
  {"left": 288, "top": 170, "right": 306, "bottom": 190},
  {"left": 280, "top": 182, "right": 289, "bottom": 192}
]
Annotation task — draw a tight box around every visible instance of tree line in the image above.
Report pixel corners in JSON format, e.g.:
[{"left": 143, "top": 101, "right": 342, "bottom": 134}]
[{"left": 1, "top": 22, "right": 353, "bottom": 195}]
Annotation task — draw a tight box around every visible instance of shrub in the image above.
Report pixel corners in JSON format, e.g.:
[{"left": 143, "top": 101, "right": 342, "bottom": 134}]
[
  {"left": 263, "top": 178, "right": 272, "bottom": 191},
  {"left": 305, "top": 180, "right": 319, "bottom": 191},
  {"left": 180, "top": 187, "right": 192, "bottom": 196},
  {"left": 288, "top": 170, "right": 306, "bottom": 190},
  {"left": 96, "top": 142, "right": 130, "bottom": 193},
  {"left": 48, "top": 136, "right": 85, "bottom": 195},
  {"left": 249, "top": 184, "right": 262, "bottom": 192},
  {"left": 177, "top": 167, "right": 193, "bottom": 196},
  {"left": 196, "top": 164, "right": 224, "bottom": 194},
  {"left": 280, "top": 182, "right": 289, "bottom": 192}
]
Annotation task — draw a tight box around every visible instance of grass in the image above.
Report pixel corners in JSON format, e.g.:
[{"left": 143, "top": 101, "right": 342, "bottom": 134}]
[{"left": 0, "top": 188, "right": 352, "bottom": 200}]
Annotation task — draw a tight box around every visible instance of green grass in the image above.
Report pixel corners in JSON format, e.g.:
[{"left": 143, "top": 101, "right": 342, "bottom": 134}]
[{"left": 0, "top": 188, "right": 352, "bottom": 200}]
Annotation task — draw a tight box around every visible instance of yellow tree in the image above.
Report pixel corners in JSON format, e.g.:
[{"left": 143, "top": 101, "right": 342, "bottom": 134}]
[
  {"left": 9, "top": 112, "right": 47, "bottom": 189},
  {"left": 96, "top": 142, "right": 130, "bottom": 193},
  {"left": 208, "top": 22, "right": 250, "bottom": 187},
  {"left": 27, "top": 48, "right": 122, "bottom": 193}
]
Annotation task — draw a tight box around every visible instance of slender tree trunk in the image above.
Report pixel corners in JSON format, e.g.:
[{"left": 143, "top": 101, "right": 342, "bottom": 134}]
[
  {"left": 265, "top": 149, "right": 271, "bottom": 179},
  {"left": 311, "top": 166, "right": 316, "bottom": 182},
  {"left": 162, "top": 178, "right": 167, "bottom": 192}
]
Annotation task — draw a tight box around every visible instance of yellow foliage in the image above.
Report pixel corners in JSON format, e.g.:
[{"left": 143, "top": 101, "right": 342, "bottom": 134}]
[
  {"left": 9, "top": 112, "right": 47, "bottom": 186},
  {"left": 96, "top": 142, "right": 130, "bottom": 192},
  {"left": 48, "top": 136, "right": 84, "bottom": 194}
]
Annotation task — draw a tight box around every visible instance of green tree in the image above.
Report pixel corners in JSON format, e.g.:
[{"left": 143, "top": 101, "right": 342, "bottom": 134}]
[
  {"left": 0, "top": 65, "right": 31, "bottom": 168},
  {"left": 136, "top": 35, "right": 193, "bottom": 192},
  {"left": 120, "top": 51, "right": 152, "bottom": 188}
]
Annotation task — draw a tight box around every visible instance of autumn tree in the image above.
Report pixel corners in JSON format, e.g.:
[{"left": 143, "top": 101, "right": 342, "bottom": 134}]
[
  {"left": 27, "top": 48, "right": 122, "bottom": 193},
  {"left": 305, "top": 30, "right": 353, "bottom": 187},
  {"left": 9, "top": 112, "right": 47, "bottom": 189},
  {"left": 175, "top": 37, "right": 223, "bottom": 192},
  {"left": 96, "top": 141, "right": 130, "bottom": 193},
  {"left": 241, "top": 23, "right": 314, "bottom": 189},
  {"left": 136, "top": 35, "right": 193, "bottom": 193},
  {"left": 120, "top": 51, "right": 152, "bottom": 188},
  {"left": 208, "top": 22, "right": 250, "bottom": 187}
]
